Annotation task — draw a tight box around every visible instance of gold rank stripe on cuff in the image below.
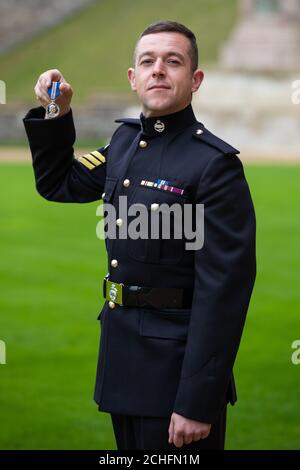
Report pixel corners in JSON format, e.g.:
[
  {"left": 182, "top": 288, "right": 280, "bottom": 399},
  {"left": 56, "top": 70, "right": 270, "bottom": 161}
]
[{"left": 77, "top": 151, "right": 106, "bottom": 170}]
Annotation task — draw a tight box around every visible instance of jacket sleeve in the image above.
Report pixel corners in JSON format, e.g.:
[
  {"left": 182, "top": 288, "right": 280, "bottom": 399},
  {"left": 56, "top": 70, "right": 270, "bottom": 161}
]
[
  {"left": 173, "top": 152, "right": 256, "bottom": 424},
  {"left": 23, "top": 106, "right": 107, "bottom": 202}
]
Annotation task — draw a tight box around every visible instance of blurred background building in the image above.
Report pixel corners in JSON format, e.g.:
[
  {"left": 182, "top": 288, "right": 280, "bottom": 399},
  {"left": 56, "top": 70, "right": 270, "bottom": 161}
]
[
  {"left": 0, "top": 0, "right": 299, "bottom": 160},
  {"left": 221, "top": 0, "right": 300, "bottom": 71}
]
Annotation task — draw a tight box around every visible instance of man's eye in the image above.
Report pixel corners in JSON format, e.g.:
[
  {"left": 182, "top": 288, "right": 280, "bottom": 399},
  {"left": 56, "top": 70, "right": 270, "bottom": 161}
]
[
  {"left": 140, "top": 59, "right": 153, "bottom": 65},
  {"left": 168, "top": 59, "right": 180, "bottom": 65}
]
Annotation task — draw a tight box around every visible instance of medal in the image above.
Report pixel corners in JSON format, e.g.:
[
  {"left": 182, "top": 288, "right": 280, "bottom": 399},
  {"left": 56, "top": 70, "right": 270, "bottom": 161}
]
[{"left": 46, "top": 81, "right": 61, "bottom": 118}]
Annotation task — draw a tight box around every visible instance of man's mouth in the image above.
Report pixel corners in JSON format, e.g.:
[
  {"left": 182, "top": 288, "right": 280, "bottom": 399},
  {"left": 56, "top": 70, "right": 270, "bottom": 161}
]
[{"left": 148, "top": 85, "right": 170, "bottom": 90}]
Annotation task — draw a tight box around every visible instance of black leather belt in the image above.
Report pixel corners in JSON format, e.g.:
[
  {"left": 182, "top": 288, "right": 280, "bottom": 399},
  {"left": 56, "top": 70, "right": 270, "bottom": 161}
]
[{"left": 103, "top": 276, "right": 193, "bottom": 309}]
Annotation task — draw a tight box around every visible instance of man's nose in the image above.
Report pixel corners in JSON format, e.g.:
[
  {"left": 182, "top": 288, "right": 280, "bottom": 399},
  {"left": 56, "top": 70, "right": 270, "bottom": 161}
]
[{"left": 152, "top": 59, "right": 165, "bottom": 77}]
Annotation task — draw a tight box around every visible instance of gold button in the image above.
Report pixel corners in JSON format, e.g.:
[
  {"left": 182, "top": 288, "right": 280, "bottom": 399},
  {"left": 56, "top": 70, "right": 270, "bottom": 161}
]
[
  {"left": 101, "top": 192, "right": 105, "bottom": 199},
  {"left": 139, "top": 140, "right": 148, "bottom": 148},
  {"left": 123, "top": 179, "right": 130, "bottom": 187},
  {"left": 108, "top": 301, "right": 115, "bottom": 309},
  {"left": 116, "top": 218, "right": 123, "bottom": 226},
  {"left": 196, "top": 129, "right": 203, "bottom": 135},
  {"left": 111, "top": 259, "right": 118, "bottom": 268},
  {"left": 151, "top": 203, "right": 159, "bottom": 211}
]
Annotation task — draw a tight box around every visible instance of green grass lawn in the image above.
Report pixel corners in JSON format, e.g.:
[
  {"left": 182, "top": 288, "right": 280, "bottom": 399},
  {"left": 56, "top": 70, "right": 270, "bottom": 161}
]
[
  {"left": 0, "top": 163, "right": 299, "bottom": 450},
  {"left": 0, "top": 0, "right": 238, "bottom": 103}
]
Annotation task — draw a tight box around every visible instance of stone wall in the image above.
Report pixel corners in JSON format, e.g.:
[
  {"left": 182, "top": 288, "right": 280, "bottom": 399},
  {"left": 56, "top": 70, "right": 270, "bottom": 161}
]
[
  {"left": 0, "top": 0, "right": 95, "bottom": 54},
  {"left": 1, "top": 72, "right": 300, "bottom": 161},
  {"left": 0, "top": 99, "right": 137, "bottom": 143}
]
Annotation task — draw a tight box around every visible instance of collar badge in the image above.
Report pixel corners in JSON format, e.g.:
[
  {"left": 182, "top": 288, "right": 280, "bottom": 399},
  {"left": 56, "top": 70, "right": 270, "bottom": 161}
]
[{"left": 154, "top": 120, "right": 165, "bottom": 133}]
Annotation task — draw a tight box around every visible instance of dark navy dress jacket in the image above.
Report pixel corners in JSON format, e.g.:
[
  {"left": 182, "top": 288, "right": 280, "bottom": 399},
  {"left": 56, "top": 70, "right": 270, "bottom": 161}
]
[{"left": 23, "top": 104, "right": 256, "bottom": 424}]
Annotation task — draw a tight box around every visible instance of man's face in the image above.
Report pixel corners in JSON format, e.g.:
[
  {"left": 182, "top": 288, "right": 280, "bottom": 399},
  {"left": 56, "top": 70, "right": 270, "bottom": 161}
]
[{"left": 128, "top": 32, "right": 204, "bottom": 117}]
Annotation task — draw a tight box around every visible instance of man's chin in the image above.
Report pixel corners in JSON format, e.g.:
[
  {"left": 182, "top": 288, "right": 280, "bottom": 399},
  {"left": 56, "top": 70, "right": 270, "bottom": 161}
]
[{"left": 143, "top": 99, "right": 176, "bottom": 116}]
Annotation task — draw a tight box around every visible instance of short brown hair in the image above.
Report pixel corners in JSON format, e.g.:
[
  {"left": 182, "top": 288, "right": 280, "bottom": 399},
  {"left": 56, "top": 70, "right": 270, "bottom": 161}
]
[{"left": 135, "top": 20, "right": 198, "bottom": 72}]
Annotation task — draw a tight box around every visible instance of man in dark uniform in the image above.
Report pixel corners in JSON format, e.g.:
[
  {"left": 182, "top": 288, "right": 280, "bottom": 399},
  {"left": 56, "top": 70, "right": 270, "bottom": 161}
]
[{"left": 23, "top": 21, "right": 256, "bottom": 450}]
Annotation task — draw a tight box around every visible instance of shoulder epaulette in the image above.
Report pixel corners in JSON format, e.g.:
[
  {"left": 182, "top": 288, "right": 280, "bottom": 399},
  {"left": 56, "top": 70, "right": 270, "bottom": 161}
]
[
  {"left": 77, "top": 149, "right": 106, "bottom": 170},
  {"left": 193, "top": 125, "right": 240, "bottom": 155},
  {"left": 115, "top": 118, "right": 140, "bottom": 126}
]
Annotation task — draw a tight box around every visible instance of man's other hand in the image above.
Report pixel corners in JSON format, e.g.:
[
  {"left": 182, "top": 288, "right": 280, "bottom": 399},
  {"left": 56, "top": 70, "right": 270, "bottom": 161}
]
[
  {"left": 34, "top": 69, "right": 73, "bottom": 118},
  {"left": 168, "top": 412, "right": 211, "bottom": 448}
]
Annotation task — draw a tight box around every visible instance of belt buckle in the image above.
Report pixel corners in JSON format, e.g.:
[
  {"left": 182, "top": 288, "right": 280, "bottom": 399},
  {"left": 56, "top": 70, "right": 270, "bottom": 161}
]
[{"left": 103, "top": 276, "right": 123, "bottom": 306}]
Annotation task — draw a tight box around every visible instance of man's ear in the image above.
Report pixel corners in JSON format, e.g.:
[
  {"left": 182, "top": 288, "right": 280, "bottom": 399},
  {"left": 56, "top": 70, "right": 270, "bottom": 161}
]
[
  {"left": 191, "top": 69, "right": 204, "bottom": 93},
  {"left": 127, "top": 68, "right": 136, "bottom": 91}
]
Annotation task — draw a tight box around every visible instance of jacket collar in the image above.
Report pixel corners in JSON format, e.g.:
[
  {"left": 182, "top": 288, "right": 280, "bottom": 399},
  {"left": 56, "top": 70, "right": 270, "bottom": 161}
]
[{"left": 139, "top": 104, "right": 197, "bottom": 137}]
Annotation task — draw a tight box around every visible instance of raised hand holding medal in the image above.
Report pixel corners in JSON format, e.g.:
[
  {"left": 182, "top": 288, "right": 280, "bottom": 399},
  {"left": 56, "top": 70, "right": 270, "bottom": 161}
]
[
  {"left": 46, "top": 81, "right": 61, "bottom": 119},
  {"left": 34, "top": 69, "right": 73, "bottom": 119}
]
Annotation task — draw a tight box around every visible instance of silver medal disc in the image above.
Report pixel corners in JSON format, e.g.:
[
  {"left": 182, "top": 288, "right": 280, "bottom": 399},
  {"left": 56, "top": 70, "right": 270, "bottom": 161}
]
[{"left": 46, "top": 101, "right": 60, "bottom": 119}]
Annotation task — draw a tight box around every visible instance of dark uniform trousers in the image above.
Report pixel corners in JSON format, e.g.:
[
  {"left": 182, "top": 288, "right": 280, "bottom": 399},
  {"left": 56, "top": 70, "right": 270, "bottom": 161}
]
[
  {"left": 110, "top": 406, "right": 227, "bottom": 450},
  {"left": 23, "top": 103, "right": 256, "bottom": 451}
]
